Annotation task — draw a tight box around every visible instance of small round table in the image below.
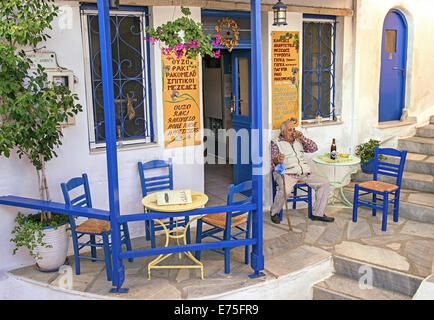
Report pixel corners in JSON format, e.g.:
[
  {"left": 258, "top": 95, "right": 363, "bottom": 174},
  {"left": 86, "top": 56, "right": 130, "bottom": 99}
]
[
  {"left": 312, "top": 154, "right": 361, "bottom": 208},
  {"left": 142, "top": 190, "right": 208, "bottom": 280}
]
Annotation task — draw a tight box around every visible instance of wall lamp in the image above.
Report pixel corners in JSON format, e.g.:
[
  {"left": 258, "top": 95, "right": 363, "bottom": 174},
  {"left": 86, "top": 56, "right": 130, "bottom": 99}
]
[{"left": 272, "top": 0, "right": 288, "bottom": 26}]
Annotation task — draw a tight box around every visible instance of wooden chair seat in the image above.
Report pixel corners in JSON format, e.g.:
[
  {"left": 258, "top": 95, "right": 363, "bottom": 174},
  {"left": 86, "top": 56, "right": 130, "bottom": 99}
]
[
  {"left": 75, "top": 218, "right": 111, "bottom": 234},
  {"left": 358, "top": 180, "right": 399, "bottom": 193},
  {"left": 202, "top": 212, "right": 248, "bottom": 229}
]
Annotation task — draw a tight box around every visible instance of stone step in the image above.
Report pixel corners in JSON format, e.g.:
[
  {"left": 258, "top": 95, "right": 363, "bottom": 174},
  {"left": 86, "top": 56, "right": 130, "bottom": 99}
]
[
  {"left": 313, "top": 274, "right": 412, "bottom": 300},
  {"left": 352, "top": 170, "right": 434, "bottom": 193},
  {"left": 343, "top": 184, "right": 434, "bottom": 224},
  {"left": 416, "top": 124, "right": 434, "bottom": 138},
  {"left": 398, "top": 136, "right": 434, "bottom": 155},
  {"left": 332, "top": 256, "right": 424, "bottom": 296},
  {"left": 388, "top": 152, "right": 434, "bottom": 175}
]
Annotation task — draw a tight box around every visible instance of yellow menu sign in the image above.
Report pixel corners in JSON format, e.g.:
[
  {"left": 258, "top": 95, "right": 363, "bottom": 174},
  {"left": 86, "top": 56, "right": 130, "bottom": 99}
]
[
  {"left": 271, "top": 31, "right": 300, "bottom": 129},
  {"left": 162, "top": 52, "right": 201, "bottom": 148}
]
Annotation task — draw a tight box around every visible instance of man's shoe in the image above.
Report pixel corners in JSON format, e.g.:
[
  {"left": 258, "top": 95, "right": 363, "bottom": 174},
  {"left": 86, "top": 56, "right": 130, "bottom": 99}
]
[
  {"left": 271, "top": 214, "right": 281, "bottom": 224},
  {"left": 310, "top": 215, "right": 334, "bottom": 223}
]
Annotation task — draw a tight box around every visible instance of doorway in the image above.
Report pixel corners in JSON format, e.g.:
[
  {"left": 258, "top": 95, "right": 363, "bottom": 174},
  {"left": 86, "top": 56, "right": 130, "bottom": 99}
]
[
  {"left": 378, "top": 9, "right": 408, "bottom": 122},
  {"left": 203, "top": 48, "right": 252, "bottom": 203}
]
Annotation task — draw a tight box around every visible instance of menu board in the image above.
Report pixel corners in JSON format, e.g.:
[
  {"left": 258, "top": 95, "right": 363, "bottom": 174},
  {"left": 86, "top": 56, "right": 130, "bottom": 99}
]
[
  {"left": 271, "top": 31, "right": 300, "bottom": 130},
  {"left": 162, "top": 52, "right": 201, "bottom": 148}
]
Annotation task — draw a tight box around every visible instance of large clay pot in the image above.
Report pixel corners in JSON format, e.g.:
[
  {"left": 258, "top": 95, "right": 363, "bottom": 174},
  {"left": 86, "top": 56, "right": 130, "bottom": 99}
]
[{"left": 35, "top": 223, "right": 69, "bottom": 272}]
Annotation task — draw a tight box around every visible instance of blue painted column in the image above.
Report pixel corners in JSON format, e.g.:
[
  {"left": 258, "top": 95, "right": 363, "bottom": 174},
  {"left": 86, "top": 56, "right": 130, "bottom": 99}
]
[
  {"left": 96, "top": 0, "right": 126, "bottom": 292},
  {"left": 249, "top": 0, "right": 265, "bottom": 278}
]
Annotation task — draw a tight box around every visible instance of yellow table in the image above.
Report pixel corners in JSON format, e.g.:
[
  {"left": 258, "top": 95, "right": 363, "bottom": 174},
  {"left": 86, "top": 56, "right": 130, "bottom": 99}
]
[
  {"left": 141, "top": 190, "right": 208, "bottom": 280},
  {"left": 312, "top": 153, "right": 361, "bottom": 208}
]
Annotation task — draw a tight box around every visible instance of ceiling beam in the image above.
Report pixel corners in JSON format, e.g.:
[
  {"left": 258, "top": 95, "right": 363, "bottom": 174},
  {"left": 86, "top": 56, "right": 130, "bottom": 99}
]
[{"left": 72, "top": 0, "right": 353, "bottom": 16}]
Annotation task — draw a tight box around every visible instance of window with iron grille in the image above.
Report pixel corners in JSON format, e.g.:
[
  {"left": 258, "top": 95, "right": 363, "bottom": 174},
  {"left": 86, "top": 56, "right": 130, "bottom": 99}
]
[
  {"left": 81, "top": 5, "right": 153, "bottom": 147},
  {"left": 302, "top": 15, "right": 336, "bottom": 121}
]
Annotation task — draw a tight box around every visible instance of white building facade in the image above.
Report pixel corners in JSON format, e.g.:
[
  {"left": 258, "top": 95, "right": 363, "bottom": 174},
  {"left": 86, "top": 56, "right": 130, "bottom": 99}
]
[{"left": 1, "top": 0, "right": 433, "bottom": 272}]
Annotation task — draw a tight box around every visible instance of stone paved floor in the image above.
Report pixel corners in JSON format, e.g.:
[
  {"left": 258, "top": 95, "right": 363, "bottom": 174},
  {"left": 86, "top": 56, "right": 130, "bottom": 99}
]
[{"left": 8, "top": 164, "right": 434, "bottom": 299}]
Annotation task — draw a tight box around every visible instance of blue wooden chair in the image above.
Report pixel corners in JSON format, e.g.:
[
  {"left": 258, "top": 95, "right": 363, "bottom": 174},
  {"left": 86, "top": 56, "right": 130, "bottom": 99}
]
[
  {"left": 195, "top": 180, "right": 252, "bottom": 274},
  {"left": 138, "top": 159, "right": 190, "bottom": 248},
  {"left": 272, "top": 173, "right": 313, "bottom": 221},
  {"left": 61, "top": 173, "right": 133, "bottom": 281},
  {"left": 352, "top": 147, "right": 407, "bottom": 231}
]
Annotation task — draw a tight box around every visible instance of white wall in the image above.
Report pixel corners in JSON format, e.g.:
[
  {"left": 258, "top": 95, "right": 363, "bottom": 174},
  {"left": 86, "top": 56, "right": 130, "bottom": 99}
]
[
  {"left": 352, "top": 0, "right": 434, "bottom": 147},
  {"left": 0, "top": 2, "right": 204, "bottom": 271},
  {"left": 262, "top": 9, "right": 356, "bottom": 211}
]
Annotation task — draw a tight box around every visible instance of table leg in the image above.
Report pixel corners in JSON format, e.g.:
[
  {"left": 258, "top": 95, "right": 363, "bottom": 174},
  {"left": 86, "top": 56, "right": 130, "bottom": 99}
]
[
  {"left": 314, "top": 162, "right": 358, "bottom": 209},
  {"left": 147, "top": 216, "right": 204, "bottom": 280},
  {"left": 328, "top": 165, "right": 358, "bottom": 208}
]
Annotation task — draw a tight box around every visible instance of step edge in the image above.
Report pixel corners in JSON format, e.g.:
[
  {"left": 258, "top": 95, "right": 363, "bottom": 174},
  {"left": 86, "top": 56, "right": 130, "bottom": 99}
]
[
  {"left": 313, "top": 274, "right": 412, "bottom": 300},
  {"left": 332, "top": 255, "right": 424, "bottom": 296},
  {"left": 312, "top": 282, "right": 359, "bottom": 300}
]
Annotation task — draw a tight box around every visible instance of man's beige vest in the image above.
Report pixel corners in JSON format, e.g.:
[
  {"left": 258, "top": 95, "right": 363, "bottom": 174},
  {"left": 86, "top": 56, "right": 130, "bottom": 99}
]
[{"left": 274, "top": 138, "right": 311, "bottom": 175}]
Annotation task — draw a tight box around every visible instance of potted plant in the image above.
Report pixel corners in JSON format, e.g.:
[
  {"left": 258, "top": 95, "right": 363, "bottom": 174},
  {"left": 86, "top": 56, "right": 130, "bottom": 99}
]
[
  {"left": 355, "top": 139, "right": 386, "bottom": 173},
  {"left": 0, "top": 0, "right": 82, "bottom": 271},
  {"left": 145, "top": 6, "right": 221, "bottom": 60}
]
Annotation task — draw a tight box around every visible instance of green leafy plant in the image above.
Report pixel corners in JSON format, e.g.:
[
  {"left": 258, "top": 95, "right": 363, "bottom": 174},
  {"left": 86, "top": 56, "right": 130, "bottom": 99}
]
[
  {"left": 0, "top": 0, "right": 82, "bottom": 253},
  {"left": 145, "top": 7, "right": 220, "bottom": 60},
  {"left": 355, "top": 139, "right": 386, "bottom": 164},
  {"left": 10, "top": 212, "right": 69, "bottom": 259}
]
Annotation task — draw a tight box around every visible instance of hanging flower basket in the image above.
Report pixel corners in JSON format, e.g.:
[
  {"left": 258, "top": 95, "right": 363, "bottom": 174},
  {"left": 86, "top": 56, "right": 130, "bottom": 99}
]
[{"left": 145, "top": 7, "right": 221, "bottom": 60}]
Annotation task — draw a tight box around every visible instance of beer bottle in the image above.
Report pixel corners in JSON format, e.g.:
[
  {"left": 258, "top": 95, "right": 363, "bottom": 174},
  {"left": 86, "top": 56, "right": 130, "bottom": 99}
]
[{"left": 330, "top": 138, "right": 337, "bottom": 160}]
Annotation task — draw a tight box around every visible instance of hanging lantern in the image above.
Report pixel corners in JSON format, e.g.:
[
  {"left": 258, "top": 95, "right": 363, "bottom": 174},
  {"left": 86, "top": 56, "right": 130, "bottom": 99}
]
[{"left": 272, "top": 0, "right": 288, "bottom": 26}]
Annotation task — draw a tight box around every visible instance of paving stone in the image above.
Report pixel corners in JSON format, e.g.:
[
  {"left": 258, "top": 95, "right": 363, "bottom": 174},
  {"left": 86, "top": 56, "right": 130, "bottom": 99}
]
[
  {"left": 347, "top": 219, "right": 372, "bottom": 240},
  {"left": 264, "top": 245, "right": 331, "bottom": 278},
  {"left": 406, "top": 153, "right": 428, "bottom": 161},
  {"left": 361, "top": 234, "right": 414, "bottom": 246},
  {"left": 263, "top": 221, "right": 288, "bottom": 241},
  {"left": 317, "top": 222, "right": 345, "bottom": 246},
  {"left": 407, "top": 192, "right": 434, "bottom": 207},
  {"left": 403, "top": 240, "right": 434, "bottom": 277},
  {"left": 334, "top": 241, "right": 410, "bottom": 272},
  {"left": 386, "top": 243, "right": 402, "bottom": 251},
  {"left": 400, "top": 220, "right": 434, "bottom": 239},
  {"left": 304, "top": 224, "right": 326, "bottom": 245}
]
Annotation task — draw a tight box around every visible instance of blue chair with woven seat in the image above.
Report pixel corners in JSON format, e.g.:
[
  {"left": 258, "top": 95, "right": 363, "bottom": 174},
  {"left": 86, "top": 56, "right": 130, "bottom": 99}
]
[
  {"left": 352, "top": 147, "right": 407, "bottom": 231},
  {"left": 61, "top": 173, "right": 133, "bottom": 281},
  {"left": 272, "top": 172, "right": 313, "bottom": 221},
  {"left": 195, "top": 180, "right": 252, "bottom": 274},
  {"left": 138, "top": 158, "right": 190, "bottom": 248}
]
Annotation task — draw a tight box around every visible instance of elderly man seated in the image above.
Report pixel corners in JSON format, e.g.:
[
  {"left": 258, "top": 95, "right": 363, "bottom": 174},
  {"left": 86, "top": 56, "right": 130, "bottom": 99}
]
[{"left": 270, "top": 118, "right": 334, "bottom": 224}]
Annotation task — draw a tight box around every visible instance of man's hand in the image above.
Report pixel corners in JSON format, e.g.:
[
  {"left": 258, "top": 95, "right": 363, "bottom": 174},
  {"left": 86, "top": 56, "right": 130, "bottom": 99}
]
[
  {"left": 274, "top": 153, "right": 285, "bottom": 164},
  {"left": 293, "top": 130, "right": 304, "bottom": 141}
]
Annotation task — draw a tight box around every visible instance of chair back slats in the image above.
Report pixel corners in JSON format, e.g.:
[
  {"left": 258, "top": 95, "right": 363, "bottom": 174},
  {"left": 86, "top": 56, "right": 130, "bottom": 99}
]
[
  {"left": 61, "top": 174, "right": 92, "bottom": 208},
  {"left": 227, "top": 180, "right": 253, "bottom": 218},
  {"left": 373, "top": 146, "right": 407, "bottom": 187},
  {"left": 70, "top": 194, "right": 88, "bottom": 207},
  {"left": 138, "top": 159, "right": 173, "bottom": 197},
  {"left": 376, "top": 147, "right": 403, "bottom": 157}
]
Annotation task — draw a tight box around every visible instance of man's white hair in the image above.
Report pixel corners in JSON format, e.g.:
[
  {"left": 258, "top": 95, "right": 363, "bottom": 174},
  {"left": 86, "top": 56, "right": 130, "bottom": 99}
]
[{"left": 280, "top": 117, "right": 297, "bottom": 134}]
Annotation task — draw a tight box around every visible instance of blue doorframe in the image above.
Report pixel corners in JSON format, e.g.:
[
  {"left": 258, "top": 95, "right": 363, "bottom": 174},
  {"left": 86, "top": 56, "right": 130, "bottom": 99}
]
[
  {"left": 378, "top": 9, "right": 408, "bottom": 122},
  {"left": 231, "top": 50, "right": 252, "bottom": 186}
]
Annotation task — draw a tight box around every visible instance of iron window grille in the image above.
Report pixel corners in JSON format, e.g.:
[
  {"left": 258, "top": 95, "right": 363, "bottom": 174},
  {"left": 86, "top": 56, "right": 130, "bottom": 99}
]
[
  {"left": 81, "top": 5, "right": 153, "bottom": 148},
  {"left": 302, "top": 15, "right": 336, "bottom": 121}
]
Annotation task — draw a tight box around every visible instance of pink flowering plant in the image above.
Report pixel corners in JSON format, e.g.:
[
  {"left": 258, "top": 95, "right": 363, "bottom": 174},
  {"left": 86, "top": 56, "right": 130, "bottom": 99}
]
[{"left": 145, "top": 7, "right": 221, "bottom": 60}]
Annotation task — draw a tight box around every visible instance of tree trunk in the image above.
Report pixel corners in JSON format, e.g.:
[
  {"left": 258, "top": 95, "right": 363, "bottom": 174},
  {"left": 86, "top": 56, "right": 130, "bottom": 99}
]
[{"left": 37, "top": 156, "right": 51, "bottom": 221}]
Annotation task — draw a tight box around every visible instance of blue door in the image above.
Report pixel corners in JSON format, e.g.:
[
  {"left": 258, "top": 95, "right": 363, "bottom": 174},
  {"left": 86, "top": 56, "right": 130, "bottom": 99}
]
[
  {"left": 231, "top": 50, "right": 252, "bottom": 185},
  {"left": 378, "top": 10, "right": 408, "bottom": 122}
]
